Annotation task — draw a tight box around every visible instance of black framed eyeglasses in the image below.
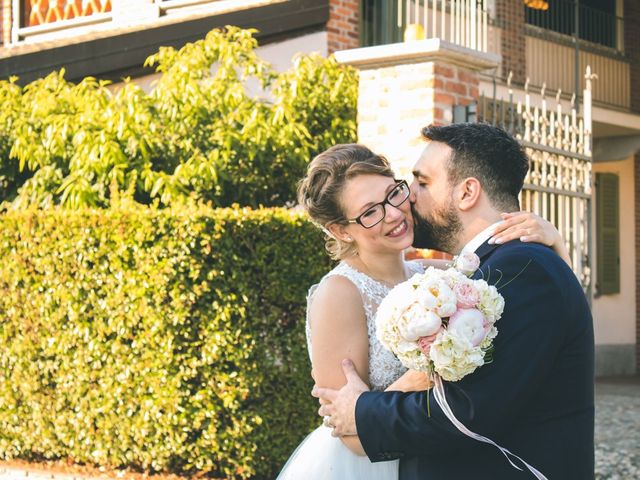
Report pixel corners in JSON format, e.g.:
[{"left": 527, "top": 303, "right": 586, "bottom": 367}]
[{"left": 346, "top": 180, "right": 411, "bottom": 229}]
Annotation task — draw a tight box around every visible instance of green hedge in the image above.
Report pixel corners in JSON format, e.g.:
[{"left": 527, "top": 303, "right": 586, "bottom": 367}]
[{"left": 0, "top": 205, "right": 332, "bottom": 478}]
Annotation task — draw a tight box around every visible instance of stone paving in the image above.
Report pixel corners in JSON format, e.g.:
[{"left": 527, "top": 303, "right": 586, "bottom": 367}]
[
  {"left": 0, "top": 376, "right": 638, "bottom": 479},
  {"left": 595, "top": 377, "right": 640, "bottom": 480}
]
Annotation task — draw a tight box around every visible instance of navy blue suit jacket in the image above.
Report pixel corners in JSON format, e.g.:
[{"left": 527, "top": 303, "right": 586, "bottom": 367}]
[{"left": 356, "top": 240, "right": 594, "bottom": 479}]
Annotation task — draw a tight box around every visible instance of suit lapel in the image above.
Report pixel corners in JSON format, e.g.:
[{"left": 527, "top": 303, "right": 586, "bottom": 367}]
[{"left": 474, "top": 239, "right": 500, "bottom": 264}]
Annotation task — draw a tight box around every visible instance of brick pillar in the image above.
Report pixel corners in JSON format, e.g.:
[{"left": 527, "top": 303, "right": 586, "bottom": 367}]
[
  {"left": 496, "top": 0, "right": 526, "bottom": 85},
  {"left": 625, "top": 0, "right": 640, "bottom": 114},
  {"left": 335, "top": 40, "right": 498, "bottom": 178},
  {"left": 626, "top": 1, "right": 640, "bottom": 373},
  {"left": 328, "top": 0, "right": 359, "bottom": 54},
  {"left": 0, "top": 0, "right": 12, "bottom": 46}
]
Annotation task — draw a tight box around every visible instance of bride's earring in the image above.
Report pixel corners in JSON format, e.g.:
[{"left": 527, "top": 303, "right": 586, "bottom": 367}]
[{"left": 345, "top": 236, "right": 353, "bottom": 242}]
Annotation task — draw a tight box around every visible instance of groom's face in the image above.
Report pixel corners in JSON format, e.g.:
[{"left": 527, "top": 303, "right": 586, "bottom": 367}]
[{"left": 409, "top": 142, "right": 463, "bottom": 253}]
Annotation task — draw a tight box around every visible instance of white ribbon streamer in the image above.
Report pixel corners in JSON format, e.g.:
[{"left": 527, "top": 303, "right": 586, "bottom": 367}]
[{"left": 432, "top": 375, "right": 548, "bottom": 480}]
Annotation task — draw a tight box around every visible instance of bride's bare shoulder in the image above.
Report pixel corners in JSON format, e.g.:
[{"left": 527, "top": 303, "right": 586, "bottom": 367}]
[
  {"left": 312, "top": 274, "right": 361, "bottom": 307},
  {"left": 308, "top": 274, "right": 364, "bottom": 327}
]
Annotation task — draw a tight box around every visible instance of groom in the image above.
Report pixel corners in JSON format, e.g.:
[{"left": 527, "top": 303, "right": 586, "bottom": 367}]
[{"left": 314, "top": 123, "right": 595, "bottom": 479}]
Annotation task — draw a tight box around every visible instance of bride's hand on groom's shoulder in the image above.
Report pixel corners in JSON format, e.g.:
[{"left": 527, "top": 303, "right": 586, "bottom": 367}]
[
  {"left": 385, "top": 369, "right": 432, "bottom": 393},
  {"left": 490, "top": 211, "right": 559, "bottom": 246},
  {"left": 490, "top": 211, "right": 572, "bottom": 267}
]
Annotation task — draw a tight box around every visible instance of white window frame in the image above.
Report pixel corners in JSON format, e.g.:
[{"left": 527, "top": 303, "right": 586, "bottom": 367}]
[{"left": 11, "top": 0, "right": 113, "bottom": 44}]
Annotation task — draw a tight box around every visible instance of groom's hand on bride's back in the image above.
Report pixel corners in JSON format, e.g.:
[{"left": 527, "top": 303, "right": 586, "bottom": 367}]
[{"left": 312, "top": 359, "right": 370, "bottom": 437}]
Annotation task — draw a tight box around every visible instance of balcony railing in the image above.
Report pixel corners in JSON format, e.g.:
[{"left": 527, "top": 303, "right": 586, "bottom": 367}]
[
  {"left": 524, "top": 35, "right": 630, "bottom": 109},
  {"left": 361, "top": 0, "right": 488, "bottom": 52},
  {"left": 361, "top": 0, "right": 632, "bottom": 110},
  {"left": 525, "top": 0, "right": 624, "bottom": 53},
  {"left": 522, "top": 0, "right": 630, "bottom": 109}
]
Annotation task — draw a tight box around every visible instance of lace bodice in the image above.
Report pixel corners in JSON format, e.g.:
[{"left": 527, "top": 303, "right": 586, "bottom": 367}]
[{"left": 305, "top": 261, "right": 424, "bottom": 391}]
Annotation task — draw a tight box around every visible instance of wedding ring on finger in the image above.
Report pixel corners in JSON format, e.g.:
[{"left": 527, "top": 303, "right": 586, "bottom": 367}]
[{"left": 323, "top": 415, "right": 333, "bottom": 428}]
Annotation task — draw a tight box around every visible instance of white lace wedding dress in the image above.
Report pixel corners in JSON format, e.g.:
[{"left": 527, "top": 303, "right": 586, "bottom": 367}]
[{"left": 277, "top": 261, "right": 424, "bottom": 479}]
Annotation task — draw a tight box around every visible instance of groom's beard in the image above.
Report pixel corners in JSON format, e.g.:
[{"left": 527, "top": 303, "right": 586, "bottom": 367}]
[{"left": 411, "top": 202, "right": 462, "bottom": 254}]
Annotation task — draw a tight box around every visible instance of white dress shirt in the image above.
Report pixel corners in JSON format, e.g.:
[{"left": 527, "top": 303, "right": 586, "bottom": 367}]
[{"left": 460, "top": 221, "right": 504, "bottom": 255}]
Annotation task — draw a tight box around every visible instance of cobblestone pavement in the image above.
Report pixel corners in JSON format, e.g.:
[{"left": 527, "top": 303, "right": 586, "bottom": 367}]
[
  {"left": 595, "top": 376, "right": 640, "bottom": 480},
  {"left": 0, "top": 376, "right": 638, "bottom": 479}
]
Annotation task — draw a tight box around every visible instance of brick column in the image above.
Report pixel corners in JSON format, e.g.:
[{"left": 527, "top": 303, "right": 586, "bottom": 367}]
[
  {"left": 328, "top": 0, "right": 359, "bottom": 54},
  {"left": 335, "top": 40, "right": 498, "bottom": 178},
  {"left": 626, "top": 1, "right": 640, "bottom": 373},
  {"left": 0, "top": 0, "right": 12, "bottom": 46},
  {"left": 625, "top": 0, "right": 640, "bottom": 113},
  {"left": 496, "top": 0, "right": 526, "bottom": 85}
]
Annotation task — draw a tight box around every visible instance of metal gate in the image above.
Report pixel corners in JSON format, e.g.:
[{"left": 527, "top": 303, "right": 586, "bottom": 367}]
[{"left": 473, "top": 68, "right": 595, "bottom": 294}]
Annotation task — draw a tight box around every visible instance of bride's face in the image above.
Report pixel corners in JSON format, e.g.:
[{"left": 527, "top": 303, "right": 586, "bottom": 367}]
[{"left": 335, "top": 173, "right": 414, "bottom": 255}]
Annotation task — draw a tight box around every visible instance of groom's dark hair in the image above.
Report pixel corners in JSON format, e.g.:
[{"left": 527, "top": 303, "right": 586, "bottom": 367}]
[{"left": 421, "top": 123, "right": 529, "bottom": 211}]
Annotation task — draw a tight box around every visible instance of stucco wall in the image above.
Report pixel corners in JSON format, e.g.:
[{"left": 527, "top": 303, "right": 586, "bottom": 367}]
[{"left": 592, "top": 155, "right": 637, "bottom": 375}]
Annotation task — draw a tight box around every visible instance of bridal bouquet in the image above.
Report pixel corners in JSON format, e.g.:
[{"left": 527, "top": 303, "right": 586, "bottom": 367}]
[
  {"left": 376, "top": 252, "right": 504, "bottom": 382},
  {"left": 376, "top": 254, "right": 547, "bottom": 479}
]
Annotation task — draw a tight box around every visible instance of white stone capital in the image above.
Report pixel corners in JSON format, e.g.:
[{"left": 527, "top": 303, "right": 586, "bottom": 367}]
[{"left": 334, "top": 38, "right": 500, "bottom": 72}]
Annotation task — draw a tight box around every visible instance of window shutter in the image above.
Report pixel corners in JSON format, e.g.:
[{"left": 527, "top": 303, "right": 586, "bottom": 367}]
[{"left": 596, "top": 173, "right": 620, "bottom": 295}]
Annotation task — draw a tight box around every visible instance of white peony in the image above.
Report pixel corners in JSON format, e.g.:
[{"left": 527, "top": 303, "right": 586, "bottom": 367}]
[
  {"left": 447, "top": 308, "right": 488, "bottom": 347},
  {"left": 415, "top": 277, "right": 458, "bottom": 318},
  {"left": 400, "top": 307, "right": 442, "bottom": 341},
  {"left": 396, "top": 339, "right": 421, "bottom": 354}
]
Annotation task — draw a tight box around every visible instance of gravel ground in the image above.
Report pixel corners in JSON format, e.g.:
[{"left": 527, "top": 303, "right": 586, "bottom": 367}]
[
  {"left": 595, "top": 376, "right": 640, "bottom": 480},
  {"left": 0, "top": 376, "right": 637, "bottom": 479}
]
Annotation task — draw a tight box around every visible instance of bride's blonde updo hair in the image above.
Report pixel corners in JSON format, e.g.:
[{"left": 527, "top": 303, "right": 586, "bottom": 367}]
[{"left": 297, "top": 144, "right": 395, "bottom": 260}]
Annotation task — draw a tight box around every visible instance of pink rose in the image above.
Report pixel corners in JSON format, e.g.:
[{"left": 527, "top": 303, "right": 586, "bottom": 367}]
[
  {"left": 454, "top": 252, "right": 481, "bottom": 276},
  {"left": 448, "top": 308, "right": 488, "bottom": 347},
  {"left": 454, "top": 282, "right": 480, "bottom": 309},
  {"left": 417, "top": 327, "right": 444, "bottom": 356}
]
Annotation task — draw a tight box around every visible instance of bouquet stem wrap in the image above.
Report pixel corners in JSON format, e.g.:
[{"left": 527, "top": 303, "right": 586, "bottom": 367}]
[{"left": 432, "top": 375, "right": 548, "bottom": 480}]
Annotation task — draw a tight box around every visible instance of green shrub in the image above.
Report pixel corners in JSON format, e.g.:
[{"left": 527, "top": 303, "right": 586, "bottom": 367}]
[
  {"left": 0, "top": 26, "right": 357, "bottom": 210},
  {"left": 0, "top": 205, "right": 332, "bottom": 478}
]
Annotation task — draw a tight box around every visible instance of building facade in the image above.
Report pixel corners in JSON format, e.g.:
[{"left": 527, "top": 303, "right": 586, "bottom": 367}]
[{"left": 0, "top": 0, "right": 638, "bottom": 375}]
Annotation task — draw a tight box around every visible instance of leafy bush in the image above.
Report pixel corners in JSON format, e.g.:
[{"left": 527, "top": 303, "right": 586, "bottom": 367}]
[
  {"left": 0, "top": 205, "right": 332, "bottom": 478},
  {"left": 0, "top": 26, "right": 357, "bottom": 210}
]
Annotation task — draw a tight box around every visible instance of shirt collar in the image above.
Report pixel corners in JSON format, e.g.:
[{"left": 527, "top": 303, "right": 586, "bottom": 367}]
[{"left": 461, "top": 221, "right": 503, "bottom": 255}]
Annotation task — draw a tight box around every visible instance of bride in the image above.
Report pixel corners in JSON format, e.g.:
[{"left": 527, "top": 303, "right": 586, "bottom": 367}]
[{"left": 277, "top": 144, "right": 570, "bottom": 479}]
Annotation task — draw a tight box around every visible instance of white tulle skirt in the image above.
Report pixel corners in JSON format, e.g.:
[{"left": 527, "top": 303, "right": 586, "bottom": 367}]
[{"left": 276, "top": 425, "right": 399, "bottom": 480}]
